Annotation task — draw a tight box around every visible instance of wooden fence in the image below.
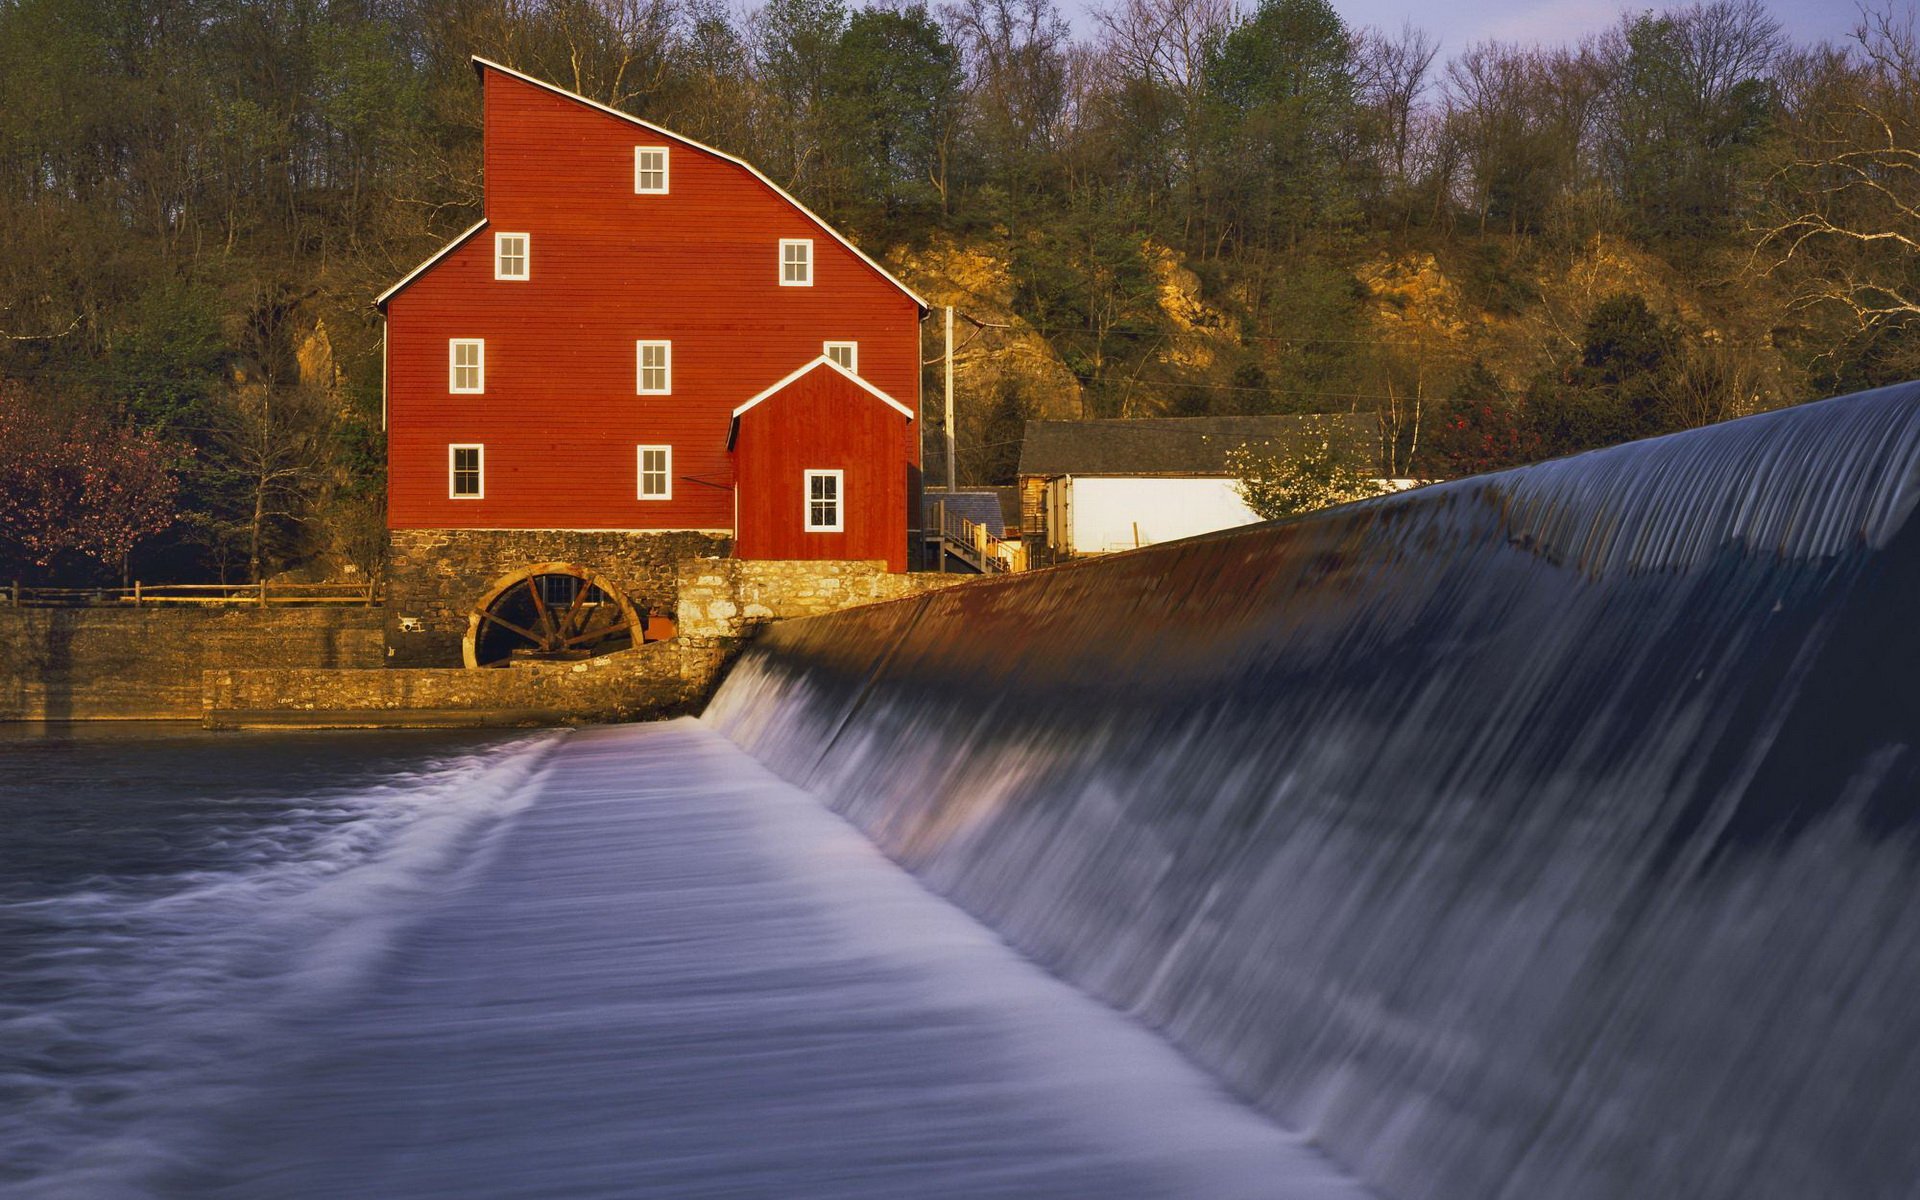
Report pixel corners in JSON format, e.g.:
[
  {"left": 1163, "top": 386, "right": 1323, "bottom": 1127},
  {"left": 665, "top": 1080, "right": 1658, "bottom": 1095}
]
[{"left": 3, "top": 581, "right": 380, "bottom": 608}]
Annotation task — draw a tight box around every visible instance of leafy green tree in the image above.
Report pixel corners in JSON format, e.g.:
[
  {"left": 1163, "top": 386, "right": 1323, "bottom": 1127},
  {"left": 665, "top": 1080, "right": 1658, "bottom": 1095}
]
[
  {"left": 1602, "top": 0, "right": 1780, "bottom": 248},
  {"left": 1202, "top": 0, "right": 1358, "bottom": 251},
  {"left": 946, "top": 0, "right": 1072, "bottom": 234},
  {"left": 1011, "top": 187, "right": 1160, "bottom": 410},
  {"left": 757, "top": 0, "right": 851, "bottom": 197},
  {"left": 829, "top": 7, "right": 962, "bottom": 221},
  {"left": 1527, "top": 293, "right": 1680, "bottom": 456}
]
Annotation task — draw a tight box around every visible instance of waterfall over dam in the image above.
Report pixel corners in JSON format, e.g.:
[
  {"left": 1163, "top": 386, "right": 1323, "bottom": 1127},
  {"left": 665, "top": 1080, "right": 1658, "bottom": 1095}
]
[{"left": 707, "top": 382, "right": 1920, "bottom": 1200}]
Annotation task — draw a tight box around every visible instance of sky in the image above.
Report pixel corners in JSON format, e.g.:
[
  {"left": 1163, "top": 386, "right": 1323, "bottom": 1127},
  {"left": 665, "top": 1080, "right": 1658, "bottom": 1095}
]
[{"left": 1057, "top": 0, "right": 1884, "bottom": 54}]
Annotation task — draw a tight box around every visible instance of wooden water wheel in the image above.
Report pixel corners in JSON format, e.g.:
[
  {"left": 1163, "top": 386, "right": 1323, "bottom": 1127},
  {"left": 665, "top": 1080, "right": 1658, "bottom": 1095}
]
[{"left": 462, "top": 562, "right": 642, "bottom": 668}]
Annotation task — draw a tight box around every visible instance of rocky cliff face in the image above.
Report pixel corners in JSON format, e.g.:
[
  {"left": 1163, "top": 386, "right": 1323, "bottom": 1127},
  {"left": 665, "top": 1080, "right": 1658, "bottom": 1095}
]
[{"left": 882, "top": 230, "right": 1791, "bottom": 481}]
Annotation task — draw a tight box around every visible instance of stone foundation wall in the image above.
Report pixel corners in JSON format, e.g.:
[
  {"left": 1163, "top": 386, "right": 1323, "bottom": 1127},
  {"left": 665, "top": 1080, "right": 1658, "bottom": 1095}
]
[
  {"left": 385, "top": 528, "right": 730, "bottom": 666},
  {"left": 205, "top": 637, "right": 730, "bottom": 728},
  {"left": 0, "top": 607, "right": 387, "bottom": 720},
  {"left": 677, "top": 559, "right": 973, "bottom": 639}
]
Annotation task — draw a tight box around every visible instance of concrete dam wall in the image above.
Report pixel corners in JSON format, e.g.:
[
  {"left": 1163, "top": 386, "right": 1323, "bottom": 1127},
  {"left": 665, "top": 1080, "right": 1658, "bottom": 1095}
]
[{"left": 706, "top": 383, "right": 1920, "bottom": 1200}]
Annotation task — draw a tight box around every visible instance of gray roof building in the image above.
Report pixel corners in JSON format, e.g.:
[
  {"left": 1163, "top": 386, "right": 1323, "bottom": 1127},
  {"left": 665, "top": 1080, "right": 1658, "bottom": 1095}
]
[
  {"left": 1017, "top": 414, "right": 1380, "bottom": 478},
  {"left": 922, "top": 490, "right": 1009, "bottom": 537}
]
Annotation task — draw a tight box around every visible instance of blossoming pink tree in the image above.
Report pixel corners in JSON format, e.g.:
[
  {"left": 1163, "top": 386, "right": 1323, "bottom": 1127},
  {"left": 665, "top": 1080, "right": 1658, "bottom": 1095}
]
[{"left": 0, "top": 383, "right": 182, "bottom": 580}]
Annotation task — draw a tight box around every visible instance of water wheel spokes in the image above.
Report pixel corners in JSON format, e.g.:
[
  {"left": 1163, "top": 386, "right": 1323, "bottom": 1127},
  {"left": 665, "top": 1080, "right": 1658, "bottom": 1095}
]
[
  {"left": 562, "top": 609, "right": 633, "bottom": 648},
  {"left": 555, "top": 580, "right": 595, "bottom": 643},
  {"left": 463, "top": 562, "right": 642, "bottom": 668},
  {"left": 524, "top": 577, "right": 559, "bottom": 650},
  {"left": 476, "top": 608, "right": 546, "bottom": 646}
]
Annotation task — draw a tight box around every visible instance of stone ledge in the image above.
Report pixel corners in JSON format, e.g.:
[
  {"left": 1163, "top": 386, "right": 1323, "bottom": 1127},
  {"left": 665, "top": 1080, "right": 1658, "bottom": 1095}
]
[
  {"left": 0, "top": 607, "right": 387, "bottom": 721},
  {"left": 203, "top": 637, "right": 735, "bottom": 729}
]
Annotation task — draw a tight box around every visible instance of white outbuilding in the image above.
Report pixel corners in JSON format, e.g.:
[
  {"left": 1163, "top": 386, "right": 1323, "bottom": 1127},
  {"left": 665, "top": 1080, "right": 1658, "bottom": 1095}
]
[{"left": 1016, "top": 414, "right": 1382, "bottom": 562}]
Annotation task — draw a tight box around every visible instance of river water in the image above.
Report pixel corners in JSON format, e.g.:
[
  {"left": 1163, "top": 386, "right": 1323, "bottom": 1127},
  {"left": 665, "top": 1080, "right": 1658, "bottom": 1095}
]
[
  {"left": 11, "top": 386, "right": 1918, "bottom": 1199},
  {"left": 0, "top": 721, "right": 1367, "bottom": 1199}
]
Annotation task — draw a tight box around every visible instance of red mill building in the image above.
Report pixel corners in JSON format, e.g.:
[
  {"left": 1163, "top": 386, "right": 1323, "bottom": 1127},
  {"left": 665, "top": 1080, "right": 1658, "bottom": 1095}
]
[{"left": 376, "top": 58, "right": 926, "bottom": 665}]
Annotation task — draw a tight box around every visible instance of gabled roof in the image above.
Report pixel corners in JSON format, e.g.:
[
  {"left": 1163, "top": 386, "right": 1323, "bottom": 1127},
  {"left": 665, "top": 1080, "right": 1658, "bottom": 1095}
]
[
  {"left": 373, "top": 219, "right": 489, "bottom": 310},
  {"left": 466, "top": 57, "right": 927, "bottom": 312},
  {"left": 728, "top": 356, "right": 914, "bottom": 448},
  {"left": 1018, "top": 414, "right": 1381, "bottom": 478}
]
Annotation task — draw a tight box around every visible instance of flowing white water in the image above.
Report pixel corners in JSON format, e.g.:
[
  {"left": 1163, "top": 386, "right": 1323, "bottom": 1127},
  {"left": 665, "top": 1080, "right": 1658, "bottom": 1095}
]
[
  {"left": 706, "top": 383, "right": 1920, "bottom": 1200},
  {"left": 0, "top": 730, "right": 560, "bottom": 1196},
  {"left": 3, "top": 723, "right": 1371, "bottom": 1199}
]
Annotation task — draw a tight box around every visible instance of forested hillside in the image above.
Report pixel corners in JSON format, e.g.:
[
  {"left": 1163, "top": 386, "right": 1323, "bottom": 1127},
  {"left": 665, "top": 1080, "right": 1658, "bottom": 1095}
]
[{"left": 0, "top": 0, "right": 1915, "bottom": 582}]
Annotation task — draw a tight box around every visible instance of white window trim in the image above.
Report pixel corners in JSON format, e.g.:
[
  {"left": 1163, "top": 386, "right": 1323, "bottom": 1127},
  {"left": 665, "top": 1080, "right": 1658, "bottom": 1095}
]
[
  {"left": 635, "top": 340, "right": 672, "bottom": 395},
  {"left": 823, "top": 341, "right": 858, "bottom": 373},
  {"left": 780, "top": 238, "right": 813, "bottom": 287},
  {"left": 804, "top": 468, "right": 844, "bottom": 532},
  {"left": 494, "top": 232, "right": 530, "bottom": 280},
  {"left": 449, "top": 339, "right": 485, "bottom": 394},
  {"left": 449, "top": 444, "right": 485, "bottom": 499},
  {"left": 634, "top": 146, "right": 670, "bottom": 194},
  {"left": 637, "top": 445, "right": 673, "bottom": 500}
]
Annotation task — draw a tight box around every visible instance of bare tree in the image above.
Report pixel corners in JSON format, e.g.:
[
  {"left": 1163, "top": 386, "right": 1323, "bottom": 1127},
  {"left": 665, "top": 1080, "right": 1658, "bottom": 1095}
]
[
  {"left": 1355, "top": 21, "right": 1440, "bottom": 195},
  {"left": 1663, "top": 343, "right": 1769, "bottom": 428},
  {"left": 1370, "top": 347, "right": 1425, "bottom": 476},
  {"left": 945, "top": 0, "right": 1072, "bottom": 230},
  {"left": 212, "top": 384, "right": 333, "bottom": 584},
  {"left": 478, "top": 0, "right": 680, "bottom": 111},
  {"left": 1753, "top": 7, "right": 1920, "bottom": 348},
  {"left": 1443, "top": 42, "right": 1606, "bottom": 237},
  {"left": 1091, "top": 0, "right": 1233, "bottom": 235}
]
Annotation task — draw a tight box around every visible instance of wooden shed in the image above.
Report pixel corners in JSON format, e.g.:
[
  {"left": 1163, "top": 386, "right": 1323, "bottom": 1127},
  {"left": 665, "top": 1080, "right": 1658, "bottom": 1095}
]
[{"left": 730, "top": 358, "right": 916, "bottom": 571}]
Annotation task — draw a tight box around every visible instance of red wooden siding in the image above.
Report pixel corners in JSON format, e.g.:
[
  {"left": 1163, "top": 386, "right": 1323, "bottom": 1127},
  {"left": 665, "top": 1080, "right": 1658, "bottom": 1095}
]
[
  {"left": 733, "top": 365, "right": 914, "bottom": 571},
  {"left": 383, "top": 63, "right": 922, "bottom": 539}
]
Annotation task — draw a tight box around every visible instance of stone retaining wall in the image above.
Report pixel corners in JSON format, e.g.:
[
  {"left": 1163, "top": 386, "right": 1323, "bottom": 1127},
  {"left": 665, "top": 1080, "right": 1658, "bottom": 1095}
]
[
  {"left": 205, "top": 637, "right": 730, "bottom": 729},
  {"left": 385, "top": 528, "right": 730, "bottom": 666},
  {"left": 676, "top": 559, "right": 972, "bottom": 639},
  {"left": 1, "top": 556, "right": 979, "bottom": 726},
  {"left": 0, "top": 607, "right": 387, "bottom": 720}
]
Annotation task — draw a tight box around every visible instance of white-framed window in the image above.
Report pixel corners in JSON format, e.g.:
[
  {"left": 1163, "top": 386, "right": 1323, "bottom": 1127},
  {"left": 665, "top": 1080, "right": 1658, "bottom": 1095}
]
[
  {"left": 780, "top": 238, "right": 813, "bottom": 286},
  {"left": 494, "top": 232, "right": 529, "bottom": 280},
  {"left": 635, "top": 340, "right": 672, "bottom": 395},
  {"left": 449, "top": 339, "right": 484, "bottom": 393},
  {"left": 823, "top": 341, "right": 857, "bottom": 372},
  {"left": 804, "top": 469, "right": 843, "bottom": 532},
  {"left": 449, "top": 444, "right": 484, "bottom": 498},
  {"left": 637, "top": 445, "right": 672, "bottom": 499},
  {"left": 634, "top": 146, "right": 669, "bottom": 194}
]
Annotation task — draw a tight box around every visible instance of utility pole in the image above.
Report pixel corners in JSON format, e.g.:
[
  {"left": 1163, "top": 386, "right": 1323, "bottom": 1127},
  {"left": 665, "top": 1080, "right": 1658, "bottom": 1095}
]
[{"left": 944, "top": 305, "right": 956, "bottom": 491}]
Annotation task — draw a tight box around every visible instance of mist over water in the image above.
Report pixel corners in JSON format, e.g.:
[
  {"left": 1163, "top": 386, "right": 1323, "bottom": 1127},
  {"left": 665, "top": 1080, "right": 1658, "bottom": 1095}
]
[
  {"left": 0, "top": 725, "right": 1366, "bottom": 1198},
  {"left": 707, "top": 383, "right": 1920, "bottom": 1200},
  {"left": 0, "top": 727, "right": 558, "bottom": 1196}
]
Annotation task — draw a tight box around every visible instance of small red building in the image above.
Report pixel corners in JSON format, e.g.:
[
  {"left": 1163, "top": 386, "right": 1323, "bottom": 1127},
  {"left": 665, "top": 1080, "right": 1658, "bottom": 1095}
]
[{"left": 377, "top": 58, "right": 925, "bottom": 590}]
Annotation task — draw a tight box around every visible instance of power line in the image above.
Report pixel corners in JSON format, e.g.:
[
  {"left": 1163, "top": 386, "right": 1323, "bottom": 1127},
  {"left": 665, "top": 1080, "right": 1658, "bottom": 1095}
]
[{"left": 928, "top": 309, "right": 1482, "bottom": 350}]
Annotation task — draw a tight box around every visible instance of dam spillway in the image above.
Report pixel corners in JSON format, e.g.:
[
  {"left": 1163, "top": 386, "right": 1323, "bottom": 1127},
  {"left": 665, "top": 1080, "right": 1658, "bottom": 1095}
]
[
  {"left": 3, "top": 383, "right": 1918, "bottom": 1198},
  {"left": 707, "top": 381, "right": 1920, "bottom": 1200}
]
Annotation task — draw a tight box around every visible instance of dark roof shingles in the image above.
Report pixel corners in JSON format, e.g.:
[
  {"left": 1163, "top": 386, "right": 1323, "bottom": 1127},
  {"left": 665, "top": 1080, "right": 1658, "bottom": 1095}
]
[
  {"left": 922, "top": 490, "right": 1008, "bottom": 536},
  {"left": 1016, "top": 414, "right": 1380, "bottom": 478}
]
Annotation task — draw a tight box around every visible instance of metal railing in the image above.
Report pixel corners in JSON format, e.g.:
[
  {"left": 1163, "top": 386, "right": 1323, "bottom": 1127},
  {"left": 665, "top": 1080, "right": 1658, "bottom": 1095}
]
[
  {"left": 932, "top": 500, "right": 1027, "bottom": 574},
  {"left": 3, "top": 581, "right": 380, "bottom": 608}
]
